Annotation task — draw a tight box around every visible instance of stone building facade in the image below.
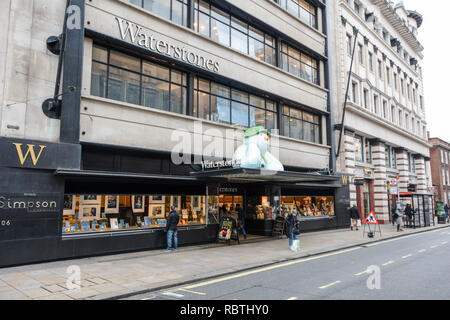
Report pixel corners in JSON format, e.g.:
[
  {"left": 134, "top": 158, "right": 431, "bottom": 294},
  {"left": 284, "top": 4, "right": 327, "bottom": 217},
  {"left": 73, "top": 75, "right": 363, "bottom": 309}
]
[{"left": 330, "top": 0, "right": 433, "bottom": 223}]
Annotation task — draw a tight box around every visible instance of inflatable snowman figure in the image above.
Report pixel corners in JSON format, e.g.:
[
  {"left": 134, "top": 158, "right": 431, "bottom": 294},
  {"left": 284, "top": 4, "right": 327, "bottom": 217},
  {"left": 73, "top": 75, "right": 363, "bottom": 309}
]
[{"left": 232, "top": 126, "right": 284, "bottom": 171}]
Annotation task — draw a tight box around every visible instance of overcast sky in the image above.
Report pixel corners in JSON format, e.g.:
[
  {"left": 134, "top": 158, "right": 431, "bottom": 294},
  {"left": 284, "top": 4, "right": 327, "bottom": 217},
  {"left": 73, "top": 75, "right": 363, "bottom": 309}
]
[{"left": 404, "top": 0, "right": 450, "bottom": 142}]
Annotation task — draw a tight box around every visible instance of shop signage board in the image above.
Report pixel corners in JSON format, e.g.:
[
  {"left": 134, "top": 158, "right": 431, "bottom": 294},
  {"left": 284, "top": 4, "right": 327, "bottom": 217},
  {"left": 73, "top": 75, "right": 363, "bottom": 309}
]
[
  {"left": 0, "top": 137, "right": 80, "bottom": 170},
  {"left": 272, "top": 216, "right": 286, "bottom": 239},
  {"left": 217, "top": 217, "right": 239, "bottom": 245}
]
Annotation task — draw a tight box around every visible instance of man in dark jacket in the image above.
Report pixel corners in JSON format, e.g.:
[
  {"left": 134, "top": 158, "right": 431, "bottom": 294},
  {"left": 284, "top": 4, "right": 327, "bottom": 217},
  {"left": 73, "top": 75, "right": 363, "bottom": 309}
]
[
  {"left": 404, "top": 204, "right": 413, "bottom": 228},
  {"left": 166, "top": 206, "right": 180, "bottom": 252},
  {"left": 350, "top": 204, "right": 361, "bottom": 231},
  {"left": 236, "top": 204, "right": 247, "bottom": 239}
]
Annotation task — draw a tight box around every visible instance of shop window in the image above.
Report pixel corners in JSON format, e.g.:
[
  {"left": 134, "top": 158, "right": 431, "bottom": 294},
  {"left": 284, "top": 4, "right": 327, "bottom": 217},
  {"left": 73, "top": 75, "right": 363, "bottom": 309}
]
[
  {"left": 91, "top": 45, "right": 187, "bottom": 115},
  {"left": 194, "top": 0, "right": 276, "bottom": 66},
  {"left": 281, "top": 43, "right": 319, "bottom": 84},
  {"left": 193, "top": 77, "right": 278, "bottom": 130},
  {"left": 282, "top": 104, "right": 320, "bottom": 144},
  {"left": 281, "top": 196, "right": 335, "bottom": 217},
  {"left": 62, "top": 194, "right": 207, "bottom": 234},
  {"left": 126, "top": 0, "right": 189, "bottom": 27}
]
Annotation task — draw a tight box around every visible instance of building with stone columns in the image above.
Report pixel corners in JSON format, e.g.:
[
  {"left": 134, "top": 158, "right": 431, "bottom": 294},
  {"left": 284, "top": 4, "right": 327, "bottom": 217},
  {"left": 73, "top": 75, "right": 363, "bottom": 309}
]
[{"left": 330, "top": 0, "right": 433, "bottom": 224}]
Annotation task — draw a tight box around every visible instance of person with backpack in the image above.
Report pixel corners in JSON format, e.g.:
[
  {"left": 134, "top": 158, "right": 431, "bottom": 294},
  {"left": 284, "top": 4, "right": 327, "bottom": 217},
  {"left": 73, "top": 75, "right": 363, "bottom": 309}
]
[
  {"left": 395, "top": 201, "right": 404, "bottom": 232},
  {"left": 349, "top": 204, "right": 361, "bottom": 231},
  {"left": 286, "top": 208, "right": 300, "bottom": 251},
  {"left": 165, "top": 206, "right": 180, "bottom": 252},
  {"left": 404, "top": 203, "right": 414, "bottom": 228}
]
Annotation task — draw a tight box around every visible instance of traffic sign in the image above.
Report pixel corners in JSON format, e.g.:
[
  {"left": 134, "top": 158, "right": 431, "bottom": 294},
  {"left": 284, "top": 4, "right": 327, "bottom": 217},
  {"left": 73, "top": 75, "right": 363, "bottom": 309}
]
[
  {"left": 390, "top": 178, "right": 397, "bottom": 185},
  {"left": 363, "top": 211, "right": 379, "bottom": 225}
]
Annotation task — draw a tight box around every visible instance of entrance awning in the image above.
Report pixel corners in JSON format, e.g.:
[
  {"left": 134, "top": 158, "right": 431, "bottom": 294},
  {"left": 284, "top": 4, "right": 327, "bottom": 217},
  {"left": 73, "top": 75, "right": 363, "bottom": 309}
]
[{"left": 190, "top": 168, "right": 341, "bottom": 185}]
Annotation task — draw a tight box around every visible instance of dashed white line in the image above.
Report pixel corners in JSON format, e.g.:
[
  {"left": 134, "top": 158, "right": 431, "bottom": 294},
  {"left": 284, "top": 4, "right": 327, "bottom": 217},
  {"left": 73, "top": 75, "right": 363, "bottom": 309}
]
[
  {"left": 354, "top": 270, "right": 370, "bottom": 276},
  {"left": 418, "top": 249, "right": 426, "bottom": 253},
  {"left": 319, "top": 280, "right": 341, "bottom": 289},
  {"left": 382, "top": 261, "right": 394, "bottom": 266},
  {"left": 402, "top": 254, "right": 412, "bottom": 259},
  {"left": 162, "top": 291, "right": 184, "bottom": 298}
]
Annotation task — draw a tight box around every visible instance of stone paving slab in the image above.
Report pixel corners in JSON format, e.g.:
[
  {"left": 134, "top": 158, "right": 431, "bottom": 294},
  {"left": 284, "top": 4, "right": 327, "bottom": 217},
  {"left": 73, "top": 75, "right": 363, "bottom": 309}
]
[{"left": 0, "top": 223, "right": 448, "bottom": 300}]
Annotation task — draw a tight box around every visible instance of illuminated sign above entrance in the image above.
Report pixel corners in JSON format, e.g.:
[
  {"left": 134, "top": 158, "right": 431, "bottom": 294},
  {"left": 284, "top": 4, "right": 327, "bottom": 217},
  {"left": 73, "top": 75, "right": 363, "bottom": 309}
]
[{"left": 116, "top": 17, "right": 220, "bottom": 73}]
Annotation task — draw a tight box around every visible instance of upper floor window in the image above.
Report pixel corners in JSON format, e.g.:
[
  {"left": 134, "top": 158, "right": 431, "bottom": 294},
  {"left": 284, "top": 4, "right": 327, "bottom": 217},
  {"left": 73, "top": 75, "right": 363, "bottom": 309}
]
[
  {"left": 354, "top": 135, "right": 363, "bottom": 162},
  {"left": 127, "top": 0, "right": 189, "bottom": 27},
  {"left": 91, "top": 45, "right": 187, "bottom": 114},
  {"left": 368, "top": 52, "right": 374, "bottom": 72},
  {"left": 358, "top": 44, "right": 364, "bottom": 64},
  {"left": 193, "top": 77, "right": 278, "bottom": 130},
  {"left": 283, "top": 104, "right": 321, "bottom": 144},
  {"left": 274, "top": 0, "right": 317, "bottom": 28},
  {"left": 194, "top": 0, "right": 276, "bottom": 66},
  {"left": 281, "top": 43, "right": 319, "bottom": 85},
  {"left": 346, "top": 34, "right": 352, "bottom": 56}
]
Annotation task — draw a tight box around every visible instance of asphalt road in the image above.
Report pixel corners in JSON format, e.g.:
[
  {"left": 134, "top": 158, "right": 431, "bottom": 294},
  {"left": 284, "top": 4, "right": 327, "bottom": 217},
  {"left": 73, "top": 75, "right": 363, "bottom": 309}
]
[{"left": 127, "top": 228, "right": 450, "bottom": 300}]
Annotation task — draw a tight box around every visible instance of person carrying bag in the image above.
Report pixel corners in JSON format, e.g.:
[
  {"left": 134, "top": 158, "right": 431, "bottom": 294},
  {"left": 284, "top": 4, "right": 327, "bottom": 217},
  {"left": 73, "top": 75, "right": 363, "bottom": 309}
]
[{"left": 286, "top": 209, "right": 300, "bottom": 252}]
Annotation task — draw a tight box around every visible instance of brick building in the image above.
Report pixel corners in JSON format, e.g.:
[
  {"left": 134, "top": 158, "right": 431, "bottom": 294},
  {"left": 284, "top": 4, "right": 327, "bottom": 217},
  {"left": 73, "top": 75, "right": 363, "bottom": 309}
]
[{"left": 429, "top": 137, "right": 450, "bottom": 206}]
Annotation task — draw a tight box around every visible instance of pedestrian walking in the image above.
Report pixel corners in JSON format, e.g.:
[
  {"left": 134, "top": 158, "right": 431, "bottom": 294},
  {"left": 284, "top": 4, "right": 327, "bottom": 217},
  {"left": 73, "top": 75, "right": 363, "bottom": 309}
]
[
  {"left": 445, "top": 203, "right": 449, "bottom": 223},
  {"left": 165, "top": 206, "right": 180, "bottom": 252},
  {"left": 404, "top": 203, "right": 414, "bottom": 228},
  {"left": 236, "top": 204, "right": 247, "bottom": 239},
  {"left": 349, "top": 204, "right": 361, "bottom": 231},
  {"left": 286, "top": 209, "right": 300, "bottom": 251},
  {"left": 395, "top": 201, "right": 404, "bottom": 232}
]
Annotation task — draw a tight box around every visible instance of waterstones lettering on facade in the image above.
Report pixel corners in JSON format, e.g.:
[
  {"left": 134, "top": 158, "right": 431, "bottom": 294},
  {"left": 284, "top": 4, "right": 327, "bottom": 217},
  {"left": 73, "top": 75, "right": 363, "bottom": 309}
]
[{"left": 116, "top": 17, "right": 220, "bottom": 73}]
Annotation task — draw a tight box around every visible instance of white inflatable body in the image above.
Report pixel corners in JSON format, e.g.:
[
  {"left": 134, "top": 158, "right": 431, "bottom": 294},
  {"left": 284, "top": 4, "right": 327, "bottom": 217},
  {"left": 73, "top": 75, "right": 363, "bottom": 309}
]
[{"left": 233, "top": 131, "right": 284, "bottom": 171}]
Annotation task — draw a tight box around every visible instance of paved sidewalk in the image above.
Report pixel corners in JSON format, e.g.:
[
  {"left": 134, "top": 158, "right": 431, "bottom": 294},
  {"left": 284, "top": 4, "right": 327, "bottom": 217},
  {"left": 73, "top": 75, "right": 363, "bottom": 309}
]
[{"left": 0, "top": 223, "right": 449, "bottom": 300}]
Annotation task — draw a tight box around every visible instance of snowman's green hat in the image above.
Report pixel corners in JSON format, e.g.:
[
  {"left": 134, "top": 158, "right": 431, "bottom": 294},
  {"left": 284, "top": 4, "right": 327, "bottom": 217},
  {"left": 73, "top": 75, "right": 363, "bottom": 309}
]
[{"left": 243, "top": 126, "right": 271, "bottom": 138}]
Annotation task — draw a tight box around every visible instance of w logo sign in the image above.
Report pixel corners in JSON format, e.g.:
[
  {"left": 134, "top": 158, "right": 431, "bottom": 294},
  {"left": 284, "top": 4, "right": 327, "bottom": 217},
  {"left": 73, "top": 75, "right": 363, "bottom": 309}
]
[{"left": 13, "top": 143, "right": 46, "bottom": 166}]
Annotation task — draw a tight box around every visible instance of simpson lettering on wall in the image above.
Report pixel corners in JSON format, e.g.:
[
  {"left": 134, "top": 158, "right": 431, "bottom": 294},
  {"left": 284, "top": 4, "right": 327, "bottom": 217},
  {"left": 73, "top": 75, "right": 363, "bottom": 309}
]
[{"left": 116, "top": 17, "right": 220, "bottom": 73}]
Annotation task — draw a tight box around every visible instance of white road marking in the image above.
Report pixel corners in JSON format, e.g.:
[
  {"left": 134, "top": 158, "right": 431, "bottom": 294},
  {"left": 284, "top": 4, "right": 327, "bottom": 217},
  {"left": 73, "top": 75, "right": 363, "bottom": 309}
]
[
  {"left": 382, "top": 261, "right": 394, "bottom": 266},
  {"left": 402, "top": 254, "right": 412, "bottom": 259},
  {"left": 354, "top": 270, "right": 370, "bottom": 276},
  {"left": 287, "top": 297, "right": 298, "bottom": 300},
  {"left": 431, "top": 245, "right": 438, "bottom": 249},
  {"left": 178, "top": 288, "right": 206, "bottom": 295},
  {"left": 418, "top": 249, "right": 426, "bottom": 253},
  {"left": 162, "top": 291, "right": 184, "bottom": 298},
  {"left": 319, "top": 280, "right": 341, "bottom": 289}
]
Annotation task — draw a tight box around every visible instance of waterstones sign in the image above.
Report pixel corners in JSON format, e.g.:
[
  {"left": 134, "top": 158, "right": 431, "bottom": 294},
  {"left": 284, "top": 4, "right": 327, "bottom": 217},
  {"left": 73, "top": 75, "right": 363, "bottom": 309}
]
[{"left": 116, "top": 17, "right": 220, "bottom": 73}]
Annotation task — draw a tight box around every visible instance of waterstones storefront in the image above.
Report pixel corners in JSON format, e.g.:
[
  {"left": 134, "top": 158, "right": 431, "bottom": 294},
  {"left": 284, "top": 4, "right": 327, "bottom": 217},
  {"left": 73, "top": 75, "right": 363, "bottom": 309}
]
[
  {"left": 0, "top": 138, "right": 351, "bottom": 267},
  {"left": 0, "top": 0, "right": 351, "bottom": 267}
]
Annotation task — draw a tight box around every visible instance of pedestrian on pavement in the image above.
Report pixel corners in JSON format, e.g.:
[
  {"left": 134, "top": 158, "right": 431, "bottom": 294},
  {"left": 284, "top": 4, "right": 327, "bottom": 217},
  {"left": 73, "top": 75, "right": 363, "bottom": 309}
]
[
  {"left": 286, "top": 208, "right": 300, "bottom": 251},
  {"left": 392, "top": 204, "right": 398, "bottom": 226},
  {"left": 395, "top": 201, "right": 404, "bottom": 232},
  {"left": 445, "top": 203, "right": 449, "bottom": 223},
  {"left": 404, "top": 203, "right": 414, "bottom": 228},
  {"left": 236, "top": 204, "right": 247, "bottom": 239},
  {"left": 349, "top": 204, "right": 361, "bottom": 231},
  {"left": 166, "top": 206, "right": 180, "bottom": 252}
]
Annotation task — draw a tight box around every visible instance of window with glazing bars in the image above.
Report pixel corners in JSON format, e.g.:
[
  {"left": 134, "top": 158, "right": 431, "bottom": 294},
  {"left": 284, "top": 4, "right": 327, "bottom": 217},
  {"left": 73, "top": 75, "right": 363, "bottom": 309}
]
[
  {"left": 90, "top": 44, "right": 187, "bottom": 115},
  {"left": 282, "top": 104, "right": 320, "bottom": 144},
  {"left": 273, "top": 0, "right": 317, "bottom": 28},
  {"left": 193, "top": 77, "right": 278, "bottom": 130},
  {"left": 281, "top": 42, "right": 318, "bottom": 84},
  {"left": 126, "top": 0, "right": 189, "bottom": 27},
  {"left": 194, "top": 0, "right": 277, "bottom": 66}
]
